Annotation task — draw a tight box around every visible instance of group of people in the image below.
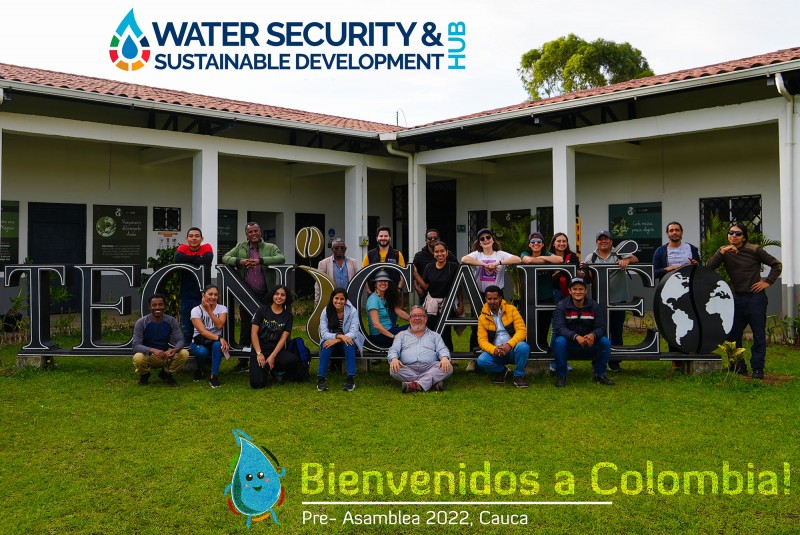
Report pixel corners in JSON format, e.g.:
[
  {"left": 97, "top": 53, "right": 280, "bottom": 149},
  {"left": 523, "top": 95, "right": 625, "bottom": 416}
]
[{"left": 131, "top": 218, "right": 782, "bottom": 391}]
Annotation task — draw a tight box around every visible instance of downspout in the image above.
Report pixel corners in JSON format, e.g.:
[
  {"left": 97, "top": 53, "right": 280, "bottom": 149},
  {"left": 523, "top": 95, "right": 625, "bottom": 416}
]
[
  {"left": 0, "top": 88, "right": 4, "bottom": 105},
  {"left": 775, "top": 73, "right": 796, "bottom": 327},
  {"left": 379, "top": 133, "right": 418, "bottom": 257}
]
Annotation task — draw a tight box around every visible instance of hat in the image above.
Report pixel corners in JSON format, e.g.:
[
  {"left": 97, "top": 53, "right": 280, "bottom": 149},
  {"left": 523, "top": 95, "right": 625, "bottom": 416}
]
[
  {"left": 529, "top": 231, "right": 544, "bottom": 241},
  {"left": 568, "top": 277, "right": 587, "bottom": 288},
  {"left": 476, "top": 228, "right": 494, "bottom": 238},
  {"left": 371, "top": 269, "right": 393, "bottom": 282},
  {"left": 595, "top": 230, "right": 613, "bottom": 240}
]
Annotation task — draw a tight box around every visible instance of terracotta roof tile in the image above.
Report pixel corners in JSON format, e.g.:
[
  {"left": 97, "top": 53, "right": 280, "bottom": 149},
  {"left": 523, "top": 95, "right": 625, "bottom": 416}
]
[
  {"left": 1, "top": 47, "right": 799, "bottom": 133},
  {"left": 0, "top": 62, "right": 401, "bottom": 133}
]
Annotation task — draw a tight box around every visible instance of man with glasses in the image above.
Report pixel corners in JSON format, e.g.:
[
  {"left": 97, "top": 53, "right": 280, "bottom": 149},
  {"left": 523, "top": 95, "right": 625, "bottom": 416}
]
[
  {"left": 584, "top": 230, "right": 639, "bottom": 372},
  {"left": 412, "top": 228, "right": 458, "bottom": 298},
  {"left": 387, "top": 306, "right": 453, "bottom": 393},
  {"left": 316, "top": 238, "right": 359, "bottom": 300},
  {"left": 707, "top": 222, "right": 782, "bottom": 379}
]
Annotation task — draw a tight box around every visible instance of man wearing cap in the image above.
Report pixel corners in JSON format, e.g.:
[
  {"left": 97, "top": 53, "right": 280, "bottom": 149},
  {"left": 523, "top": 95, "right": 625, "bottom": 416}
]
[
  {"left": 584, "top": 229, "right": 639, "bottom": 372},
  {"left": 388, "top": 306, "right": 453, "bottom": 393},
  {"left": 707, "top": 222, "right": 782, "bottom": 379},
  {"left": 552, "top": 278, "right": 614, "bottom": 387},
  {"left": 476, "top": 285, "right": 531, "bottom": 388},
  {"left": 316, "top": 238, "right": 359, "bottom": 301}
]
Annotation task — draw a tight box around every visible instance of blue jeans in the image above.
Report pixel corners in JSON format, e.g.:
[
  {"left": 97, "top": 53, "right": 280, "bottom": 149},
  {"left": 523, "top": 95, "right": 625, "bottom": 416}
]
[
  {"left": 180, "top": 295, "right": 201, "bottom": 346},
  {"left": 552, "top": 335, "right": 611, "bottom": 377},
  {"left": 728, "top": 292, "right": 768, "bottom": 371},
  {"left": 318, "top": 342, "right": 357, "bottom": 377},
  {"left": 477, "top": 341, "right": 530, "bottom": 377},
  {"left": 191, "top": 341, "right": 223, "bottom": 375}
]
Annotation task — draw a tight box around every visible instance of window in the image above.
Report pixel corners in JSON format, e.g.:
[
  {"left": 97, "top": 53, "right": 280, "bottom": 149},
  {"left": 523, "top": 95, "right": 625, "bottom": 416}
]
[{"left": 699, "top": 195, "right": 762, "bottom": 239}]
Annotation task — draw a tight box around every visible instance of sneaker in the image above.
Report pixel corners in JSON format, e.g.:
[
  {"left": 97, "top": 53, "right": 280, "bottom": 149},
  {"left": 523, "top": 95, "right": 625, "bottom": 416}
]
[
  {"left": 158, "top": 369, "right": 177, "bottom": 387},
  {"left": 593, "top": 374, "right": 615, "bottom": 386},
  {"left": 555, "top": 376, "right": 567, "bottom": 388},
  {"left": 432, "top": 380, "right": 445, "bottom": 392},
  {"left": 513, "top": 376, "right": 529, "bottom": 388},
  {"left": 343, "top": 376, "right": 356, "bottom": 392},
  {"left": 194, "top": 367, "right": 204, "bottom": 382},
  {"left": 465, "top": 360, "right": 477, "bottom": 372},
  {"left": 608, "top": 362, "right": 623, "bottom": 372},
  {"left": 493, "top": 368, "right": 510, "bottom": 384},
  {"left": 317, "top": 377, "right": 328, "bottom": 392},
  {"left": 138, "top": 372, "right": 150, "bottom": 386},
  {"left": 209, "top": 375, "right": 221, "bottom": 388},
  {"left": 233, "top": 360, "right": 249, "bottom": 373},
  {"left": 751, "top": 369, "right": 765, "bottom": 380},
  {"left": 401, "top": 381, "right": 421, "bottom": 393}
]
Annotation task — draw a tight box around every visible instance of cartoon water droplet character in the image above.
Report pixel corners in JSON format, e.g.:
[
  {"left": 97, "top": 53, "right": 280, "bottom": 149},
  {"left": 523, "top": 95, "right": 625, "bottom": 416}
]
[{"left": 224, "top": 429, "right": 286, "bottom": 528}]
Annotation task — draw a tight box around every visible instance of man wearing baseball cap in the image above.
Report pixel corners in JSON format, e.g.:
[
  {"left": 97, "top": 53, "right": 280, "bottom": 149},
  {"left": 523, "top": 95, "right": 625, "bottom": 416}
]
[{"left": 551, "top": 277, "right": 614, "bottom": 387}]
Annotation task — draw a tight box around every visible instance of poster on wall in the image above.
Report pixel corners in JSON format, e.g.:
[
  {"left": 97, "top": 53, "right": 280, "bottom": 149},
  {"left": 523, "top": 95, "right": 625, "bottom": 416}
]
[
  {"left": 217, "top": 209, "right": 238, "bottom": 261},
  {"left": 92, "top": 205, "right": 147, "bottom": 265},
  {"left": 0, "top": 200, "right": 20, "bottom": 268},
  {"left": 608, "top": 202, "right": 662, "bottom": 262}
]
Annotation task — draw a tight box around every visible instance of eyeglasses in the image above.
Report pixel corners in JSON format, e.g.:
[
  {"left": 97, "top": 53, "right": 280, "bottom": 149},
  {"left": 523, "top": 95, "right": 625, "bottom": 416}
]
[
  {"left": 728, "top": 231, "right": 744, "bottom": 236},
  {"left": 426, "top": 236, "right": 439, "bottom": 241},
  {"left": 409, "top": 314, "right": 427, "bottom": 319},
  {"left": 530, "top": 239, "right": 543, "bottom": 244},
  {"left": 479, "top": 235, "right": 493, "bottom": 242}
]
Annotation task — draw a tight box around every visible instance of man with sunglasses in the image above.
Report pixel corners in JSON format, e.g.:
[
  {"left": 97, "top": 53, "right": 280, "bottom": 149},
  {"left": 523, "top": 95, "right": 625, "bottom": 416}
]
[
  {"left": 316, "top": 238, "right": 359, "bottom": 301},
  {"left": 387, "top": 306, "right": 453, "bottom": 393},
  {"left": 412, "top": 228, "right": 458, "bottom": 298},
  {"left": 707, "top": 223, "right": 782, "bottom": 379}
]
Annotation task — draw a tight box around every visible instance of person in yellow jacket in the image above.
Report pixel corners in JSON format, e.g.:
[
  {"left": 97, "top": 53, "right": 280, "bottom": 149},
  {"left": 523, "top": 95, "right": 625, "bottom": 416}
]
[{"left": 476, "top": 285, "right": 530, "bottom": 388}]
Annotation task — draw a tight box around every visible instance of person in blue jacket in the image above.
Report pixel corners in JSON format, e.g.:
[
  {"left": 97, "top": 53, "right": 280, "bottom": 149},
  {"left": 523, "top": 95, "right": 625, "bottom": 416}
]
[
  {"left": 652, "top": 221, "right": 700, "bottom": 280},
  {"left": 317, "top": 288, "right": 365, "bottom": 392}
]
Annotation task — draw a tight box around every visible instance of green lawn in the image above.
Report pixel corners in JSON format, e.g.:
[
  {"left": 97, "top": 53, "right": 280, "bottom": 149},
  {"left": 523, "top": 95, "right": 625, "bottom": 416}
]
[{"left": 2, "top": 327, "right": 799, "bottom": 534}]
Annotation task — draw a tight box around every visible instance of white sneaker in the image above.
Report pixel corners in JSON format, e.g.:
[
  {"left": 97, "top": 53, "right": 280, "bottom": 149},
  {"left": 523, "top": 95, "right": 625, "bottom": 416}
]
[{"left": 465, "top": 360, "right": 477, "bottom": 372}]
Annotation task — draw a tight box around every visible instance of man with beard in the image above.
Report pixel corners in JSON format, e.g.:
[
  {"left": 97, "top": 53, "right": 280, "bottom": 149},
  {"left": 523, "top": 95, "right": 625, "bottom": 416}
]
[
  {"left": 362, "top": 226, "right": 405, "bottom": 291},
  {"left": 387, "top": 306, "right": 452, "bottom": 393},
  {"left": 222, "top": 222, "right": 285, "bottom": 371}
]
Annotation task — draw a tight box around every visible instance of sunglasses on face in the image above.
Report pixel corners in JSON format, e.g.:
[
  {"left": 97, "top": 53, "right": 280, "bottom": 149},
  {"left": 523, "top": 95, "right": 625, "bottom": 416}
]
[
  {"left": 530, "top": 239, "right": 543, "bottom": 244},
  {"left": 728, "top": 231, "right": 744, "bottom": 236},
  {"left": 479, "top": 235, "right": 493, "bottom": 242},
  {"left": 426, "top": 236, "right": 439, "bottom": 241}
]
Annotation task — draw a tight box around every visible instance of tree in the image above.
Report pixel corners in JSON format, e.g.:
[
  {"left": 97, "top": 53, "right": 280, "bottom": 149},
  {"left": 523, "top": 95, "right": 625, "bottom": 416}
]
[{"left": 518, "top": 34, "right": 654, "bottom": 100}]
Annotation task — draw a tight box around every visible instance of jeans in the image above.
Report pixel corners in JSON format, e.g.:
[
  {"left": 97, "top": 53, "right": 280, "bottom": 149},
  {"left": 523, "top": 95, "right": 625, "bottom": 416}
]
[
  {"left": 318, "top": 342, "right": 357, "bottom": 378},
  {"left": 368, "top": 325, "right": 408, "bottom": 348},
  {"left": 728, "top": 292, "right": 768, "bottom": 371},
  {"left": 608, "top": 310, "right": 625, "bottom": 367},
  {"left": 180, "top": 296, "right": 201, "bottom": 347},
  {"left": 191, "top": 341, "right": 223, "bottom": 376},
  {"left": 552, "top": 335, "right": 611, "bottom": 377},
  {"left": 477, "top": 341, "right": 531, "bottom": 377}
]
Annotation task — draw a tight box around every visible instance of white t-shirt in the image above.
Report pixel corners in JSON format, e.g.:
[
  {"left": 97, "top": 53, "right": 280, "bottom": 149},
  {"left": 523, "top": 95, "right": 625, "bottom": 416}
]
[
  {"left": 191, "top": 304, "right": 228, "bottom": 338},
  {"left": 667, "top": 243, "right": 693, "bottom": 267},
  {"left": 466, "top": 250, "right": 514, "bottom": 292}
]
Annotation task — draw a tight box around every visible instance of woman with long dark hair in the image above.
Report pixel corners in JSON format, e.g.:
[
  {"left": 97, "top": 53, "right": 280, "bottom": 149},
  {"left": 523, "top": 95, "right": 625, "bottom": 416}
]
[
  {"left": 413, "top": 241, "right": 462, "bottom": 351},
  {"left": 317, "top": 288, "right": 364, "bottom": 392},
  {"left": 190, "top": 284, "right": 229, "bottom": 388},
  {"left": 250, "top": 285, "right": 303, "bottom": 388},
  {"left": 366, "top": 270, "right": 409, "bottom": 347},
  {"left": 549, "top": 232, "right": 581, "bottom": 303}
]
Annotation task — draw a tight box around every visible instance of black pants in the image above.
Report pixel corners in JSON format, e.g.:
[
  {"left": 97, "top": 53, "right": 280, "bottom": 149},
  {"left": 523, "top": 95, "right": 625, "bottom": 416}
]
[
  {"left": 239, "top": 290, "right": 268, "bottom": 366},
  {"left": 249, "top": 349, "right": 305, "bottom": 389}
]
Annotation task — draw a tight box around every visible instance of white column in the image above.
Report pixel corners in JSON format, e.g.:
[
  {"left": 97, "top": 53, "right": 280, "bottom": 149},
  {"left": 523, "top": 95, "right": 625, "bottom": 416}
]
[
  {"left": 410, "top": 161, "right": 426, "bottom": 257},
  {"left": 345, "top": 161, "right": 368, "bottom": 258},
  {"left": 552, "top": 143, "right": 576, "bottom": 241},
  {"left": 782, "top": 95, "right": 800, "bottom": 317},
  {"left": 192, "top": 147, "right": 219, "bottom": 275}
]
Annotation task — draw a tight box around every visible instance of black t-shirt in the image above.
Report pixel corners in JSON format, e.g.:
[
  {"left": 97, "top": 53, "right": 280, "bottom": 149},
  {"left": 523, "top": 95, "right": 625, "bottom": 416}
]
[
  {"left": 252, "top": 306, "right": 293, "bottom": 353},
  {"left": 422, "top": 261, "right": 459, "bottom": 298}
]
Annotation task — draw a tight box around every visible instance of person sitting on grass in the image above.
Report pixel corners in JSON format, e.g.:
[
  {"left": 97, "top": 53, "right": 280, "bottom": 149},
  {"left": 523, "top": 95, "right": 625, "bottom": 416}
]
[
  {"left": 317, "top": 288, "right": 364, "bottom": 392},
  {"left": 552, "top": 277, "right": 614, "bottom": 388},
  {"left": 250, "top": 285, "right": 305, "bottom": 388},
  {"left": 132, "top": 294, "right": 189, "bottom": 386},
  {"left": 190, "top": 284, "right": 229, "bottom": 388},
  {"left": 387, "top": 306, "right": 452, "bottom": 393}
]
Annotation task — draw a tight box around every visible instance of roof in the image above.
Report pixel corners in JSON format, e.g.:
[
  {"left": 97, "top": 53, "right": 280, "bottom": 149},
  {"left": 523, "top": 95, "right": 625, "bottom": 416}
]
[
  {"left": 0, "top": 62, "right": 402, "bottom": 134},
  {"left": 2, "top": 46, "right": 800, "bottom": 135}
]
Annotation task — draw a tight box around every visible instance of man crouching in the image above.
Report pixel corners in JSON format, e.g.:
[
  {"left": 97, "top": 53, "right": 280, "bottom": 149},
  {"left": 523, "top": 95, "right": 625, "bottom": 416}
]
[{"left": 388, "top": 306, "right": 452, "bottom": 393}]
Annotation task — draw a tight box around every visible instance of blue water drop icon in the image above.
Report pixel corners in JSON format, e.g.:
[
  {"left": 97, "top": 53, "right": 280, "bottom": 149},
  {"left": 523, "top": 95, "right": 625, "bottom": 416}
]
[{"left": 121, "top": 35, "right": 139, "bottom": 60}]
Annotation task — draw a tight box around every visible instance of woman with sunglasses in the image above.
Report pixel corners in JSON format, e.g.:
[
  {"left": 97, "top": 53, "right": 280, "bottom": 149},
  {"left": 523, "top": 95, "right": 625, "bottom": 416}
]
[
  {"left": 520, "top": 231, "right": 563, "bottom": 352},
  {"left": 461, "top": 228, "right": 521, "bottom": 354}
]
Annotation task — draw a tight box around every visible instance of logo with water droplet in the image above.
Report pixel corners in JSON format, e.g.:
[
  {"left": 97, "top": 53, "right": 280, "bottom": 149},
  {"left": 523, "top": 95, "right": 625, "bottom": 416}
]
[
  {"left": 225, "top": 429, "right": 286, "bottom": 528},
  {"left": 109, "top": 9, "right": 151, "bottom": 71}
]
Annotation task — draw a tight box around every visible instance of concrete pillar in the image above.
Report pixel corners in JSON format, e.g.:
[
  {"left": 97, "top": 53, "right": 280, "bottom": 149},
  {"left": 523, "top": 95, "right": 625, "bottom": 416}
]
[
  {"left": 192, "top": 147, "right": 218, "bottom": 275},
  {"left": 345, "top": 162, "right": 368, "bottom": 258},
  {"left": 552, "top": 143, "right": 576, "bottom": 240},
  {"left": 410, "top": 162, "right": 426, "bottom": 257},
  {"left": 778, "top": 95, "right": 799, "bottom": 321}
]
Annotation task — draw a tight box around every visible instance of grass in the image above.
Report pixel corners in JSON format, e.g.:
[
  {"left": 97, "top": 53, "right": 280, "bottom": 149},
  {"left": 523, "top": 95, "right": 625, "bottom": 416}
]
[{"left": 1, "top": 325, "right": 799, "bottom": 534}]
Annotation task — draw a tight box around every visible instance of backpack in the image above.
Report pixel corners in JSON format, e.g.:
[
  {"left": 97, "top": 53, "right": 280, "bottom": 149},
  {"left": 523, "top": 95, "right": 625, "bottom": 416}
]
[{"left": 287, "top": 337, "right": 311, "bottom": 380}]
